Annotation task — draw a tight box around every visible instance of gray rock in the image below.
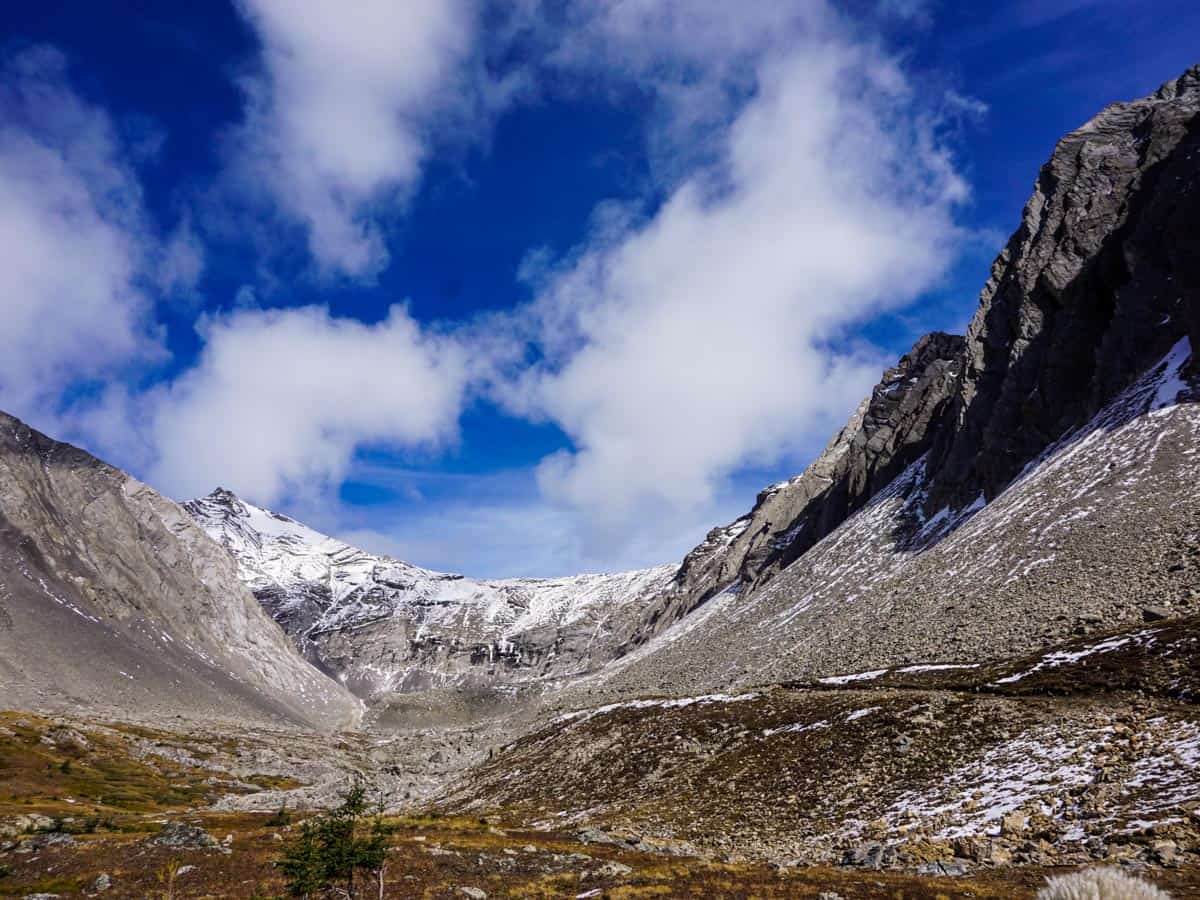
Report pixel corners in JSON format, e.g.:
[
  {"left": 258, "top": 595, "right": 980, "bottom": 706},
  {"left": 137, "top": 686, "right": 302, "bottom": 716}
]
[
  {"left": 928, "top": 65, "right": 1200, "bottom": 511},
  {"left": 16, "top": 832, "right": 75, "bottom": 853},
  {"left": 594, "top": 860, "right": 633, "bottom": 878},
  {"left": 91, "top": 874, "right": 112, "bottom": 893},
  {"left": 458, "top": 889, "right": 487, "bottom": 900},
  {"left": 147, "top": 822, "right": 219, "bottom": 850},
  {"left": 843, "top": 841, "right": 888, "bottom": 869},
  {"left": 1142, "top": 606, "right": 1172, "bottom": 622}
]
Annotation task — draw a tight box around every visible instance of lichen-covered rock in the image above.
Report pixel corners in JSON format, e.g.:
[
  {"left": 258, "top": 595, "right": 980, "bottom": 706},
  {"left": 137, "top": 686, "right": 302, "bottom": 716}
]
[{"left": 148, "top": 822, "right": 219, "bottom": 850}]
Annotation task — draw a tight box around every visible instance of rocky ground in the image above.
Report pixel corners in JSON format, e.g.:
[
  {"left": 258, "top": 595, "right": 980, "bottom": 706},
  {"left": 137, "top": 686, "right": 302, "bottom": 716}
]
[
  {"left": 1, "top": 711, "right": 1197, "bottom": 898},
  {"left": 441, "top": 615, "right": 1200, "bottom": 876},
  {"left": 0, "top": 696, "right": 1195, "bottom": 897}
]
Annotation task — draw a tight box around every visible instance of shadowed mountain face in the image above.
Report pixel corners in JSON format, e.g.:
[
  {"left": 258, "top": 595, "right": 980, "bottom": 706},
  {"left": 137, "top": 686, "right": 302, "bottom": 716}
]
[
  {"left": 0, "top": 412, "right": 362, "bottom": 730},
  {"left": 926, "top": 64, "right": 1200, "bottom": 511}
]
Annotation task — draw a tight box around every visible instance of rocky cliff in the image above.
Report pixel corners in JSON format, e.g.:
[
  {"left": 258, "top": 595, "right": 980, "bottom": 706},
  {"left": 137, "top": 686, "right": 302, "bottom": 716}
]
[
  {"left": 0, "top": 412, "right": 361, "bottom": 730},
  {"left": 586, "top": 64, "right": 1200, "bottom": 693},
  {"left": 622, "top": 331, "right": 965, "bottom": 648},
  {"left": 927, "top": 63, "right": 1200, "bottom": 511}
]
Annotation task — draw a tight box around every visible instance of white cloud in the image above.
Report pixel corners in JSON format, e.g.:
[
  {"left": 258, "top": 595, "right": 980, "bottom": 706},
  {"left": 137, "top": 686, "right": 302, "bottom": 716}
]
[
  {"left": 496, "top": 4, "right": 969, "bottom": 557},
  {"left": 148, "top": 304, "right": 470, "bottom": 503},
  {"left": 226, "top": 0, "right": 476, "bottom": 279},
  {"left": 0, "top": 47, "right": 169, "bottom": 426}
]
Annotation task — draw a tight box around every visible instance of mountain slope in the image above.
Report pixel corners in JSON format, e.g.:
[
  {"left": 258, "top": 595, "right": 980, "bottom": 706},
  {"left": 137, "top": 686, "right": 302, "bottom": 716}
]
[
  {"left": 582, "top": 64, "right": 1200, "bottom": 697},
  {"left": 0, "top": 412, "right": 361, "bottom": 730},
  {"left": 184, "top": 490, "right": 673, "bottom": 698},
  {"left": 448, "top": 615, "right": 1200, "bottom": 869}
]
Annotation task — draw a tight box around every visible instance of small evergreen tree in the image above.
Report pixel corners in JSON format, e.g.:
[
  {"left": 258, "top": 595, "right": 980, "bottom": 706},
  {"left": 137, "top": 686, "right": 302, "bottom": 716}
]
[{"left": 275, "top": 778, "right": 393, "bottom": 899}]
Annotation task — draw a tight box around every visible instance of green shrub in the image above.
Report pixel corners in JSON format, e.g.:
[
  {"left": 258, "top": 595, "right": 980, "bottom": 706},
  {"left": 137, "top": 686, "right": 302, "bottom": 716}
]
[{"left": 275, "top": 778, "right": 393, "bottom": 899}]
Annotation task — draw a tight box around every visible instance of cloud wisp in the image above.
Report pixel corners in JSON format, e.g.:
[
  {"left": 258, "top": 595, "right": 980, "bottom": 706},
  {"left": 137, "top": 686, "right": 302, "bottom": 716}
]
[
  {"left": 0, "top": 46, "right": 198, "bottom": 434},
  {"left": 493, "top": 3, "right": 970, "bottom": 559},
  {"left": 148, "top": 304, "right": 470, "bottom": 504},
  {"left": 224, "top": 0, "right": 477, "bottom": 280}
]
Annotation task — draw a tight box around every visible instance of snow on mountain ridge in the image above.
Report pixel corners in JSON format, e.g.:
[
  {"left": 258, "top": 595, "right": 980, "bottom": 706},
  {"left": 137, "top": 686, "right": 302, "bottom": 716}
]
[{"left": 184, "top": 489, "right": 675, "bottom": 695}]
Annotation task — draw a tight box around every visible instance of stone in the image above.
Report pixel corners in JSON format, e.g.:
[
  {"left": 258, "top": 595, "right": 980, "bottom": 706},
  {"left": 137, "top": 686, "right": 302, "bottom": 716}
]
[
  {"left": 16, "top": 832, "right": 76, "bottom": 853},
  {"left": 594, "top": 861, "right": 633, "bottom": 878},
  {"left": 147, "top": 822, "right": 219, "bottom": 850},
  {"left": 843, "top": 841, "right": 886, "bottom": 869},
  {"left": 1001, "top": 811, "right": 1028, "bottom": 836},
  {"left": 91, "top": 874, "right": 112, "bottom": 893},
  {"left": 1142, "top": 606, "right": 1172, "bottom": 623},
  {"left": 458, "top": 889, "right": 487, "bottom": 900},
  {"left": 1151, "top": 840, "right": 1179, "bottom": 865}
]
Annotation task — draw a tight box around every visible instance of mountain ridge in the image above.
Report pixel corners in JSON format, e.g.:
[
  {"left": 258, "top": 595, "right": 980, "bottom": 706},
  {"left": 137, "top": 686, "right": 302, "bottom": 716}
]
[
  {"left": 0, "top": 411, "right": 362, "bottom": 730},
  {"left": 184, "top": 488, "right": 674, "bottom": 698}
]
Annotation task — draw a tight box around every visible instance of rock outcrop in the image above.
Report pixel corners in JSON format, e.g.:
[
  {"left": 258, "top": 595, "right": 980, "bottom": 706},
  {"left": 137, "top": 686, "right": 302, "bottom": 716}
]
[
  {"left": 578, "top": 65, "right": 1200, "bottom": 695},
  {"left": 625, "top": 331, "right": 964, "bottom": 646},
  {"left": 602, "top": 65, "right": 1200, "bottom": 670},
  {"left": 927, "top": 64, "right": 1200, "bottom": 509}
]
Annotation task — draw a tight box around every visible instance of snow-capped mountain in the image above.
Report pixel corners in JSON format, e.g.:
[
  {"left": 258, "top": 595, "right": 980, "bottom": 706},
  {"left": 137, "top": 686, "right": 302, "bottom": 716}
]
[{"left": 185, "top": 489, "right": 674, "bottom": 697}]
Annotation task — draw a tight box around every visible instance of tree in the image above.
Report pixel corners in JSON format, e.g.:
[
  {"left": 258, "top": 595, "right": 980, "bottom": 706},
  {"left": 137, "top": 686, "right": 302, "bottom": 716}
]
[{"left": 275, "top": 778, "right": 393, "bottom": 899}]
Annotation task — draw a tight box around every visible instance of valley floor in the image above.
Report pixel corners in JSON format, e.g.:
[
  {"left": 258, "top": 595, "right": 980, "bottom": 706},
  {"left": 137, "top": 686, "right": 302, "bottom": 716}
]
[{"left": 0, "top": 707, "right": 1195, "bottom": 900}]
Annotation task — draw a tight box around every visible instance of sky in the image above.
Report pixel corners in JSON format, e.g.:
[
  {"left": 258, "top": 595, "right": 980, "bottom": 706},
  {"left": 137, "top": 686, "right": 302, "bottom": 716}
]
[{"left": 1, "top": 0, "right": 1197, "bottom": 578}]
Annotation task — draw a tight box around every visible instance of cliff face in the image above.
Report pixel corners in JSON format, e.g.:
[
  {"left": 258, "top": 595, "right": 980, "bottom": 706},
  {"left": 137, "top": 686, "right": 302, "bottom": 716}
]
[
  {"left": 0, "top": 412, "right": 361, "bottom": 730},
  {"left": 927, "top": 65, "right": 1200, "bottom": 509}
]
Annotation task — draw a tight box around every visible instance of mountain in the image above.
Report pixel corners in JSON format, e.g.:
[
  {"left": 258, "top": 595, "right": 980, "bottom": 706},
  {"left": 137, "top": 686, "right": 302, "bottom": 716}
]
[
  {"left": 0, "top": 412, "right": 361, "bottom": 730},
  {"left": 581, "top": 64, "right": 1200, "bottom": 697},
  {"left": 184, "top": 489, "right": 673, "bottom": 699},
  {"left": 434, "top": 67, "right": 1200, "bottom": 872},
  {"left": 179, "top": 67, "right": 1199, "bottom": 718}
]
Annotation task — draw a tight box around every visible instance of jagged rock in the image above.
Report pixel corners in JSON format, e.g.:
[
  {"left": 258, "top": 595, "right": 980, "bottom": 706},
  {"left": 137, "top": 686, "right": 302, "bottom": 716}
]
[
  {"left": 842, "top": 841, "right": 891, "bottom": 869},
  {"left": 1001, "top": 811, "right": 1028, "bottom": 836},
  {"left": 1151, "top": 840, "right": 1179, "bottom": 865},
  {"left": 928, "top": 65, "right": 1200, "bottom": 511},
  {"left": 1142, "top": 606, "right": 1172, "bottom": 622},
  {"left": 626, "top": 332, "right": 965, "bottom": 646}
]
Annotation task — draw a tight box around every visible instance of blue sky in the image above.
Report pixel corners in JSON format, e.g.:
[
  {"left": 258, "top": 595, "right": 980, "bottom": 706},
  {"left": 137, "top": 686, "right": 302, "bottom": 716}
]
[{"left": 1, "top": 0, "right": 1197, "bottom": 577}]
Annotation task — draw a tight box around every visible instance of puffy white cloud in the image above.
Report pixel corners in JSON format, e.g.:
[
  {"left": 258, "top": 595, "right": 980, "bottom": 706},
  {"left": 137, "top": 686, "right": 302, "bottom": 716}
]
[
  {"left": 226, "top": 0, "right": 476, "bottom": 279},
  {"left": 497, "top": 4, "right": 969, "bottom": 556},
  {"left": 148, "top": 305, "right": 470, "bottom": 503},
  {"left": 0, "top": 47, "right": 176, "bottom": 426}
]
